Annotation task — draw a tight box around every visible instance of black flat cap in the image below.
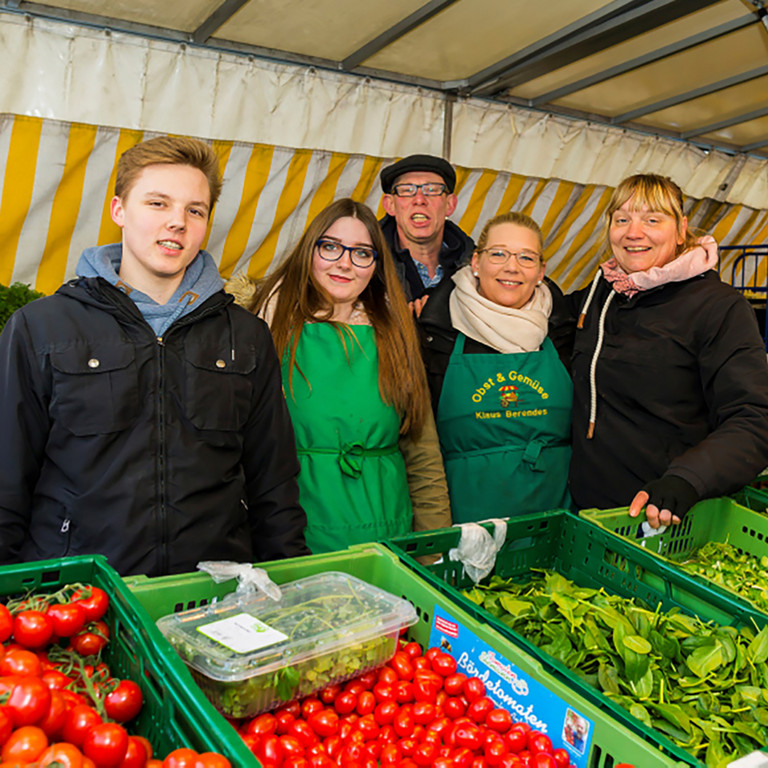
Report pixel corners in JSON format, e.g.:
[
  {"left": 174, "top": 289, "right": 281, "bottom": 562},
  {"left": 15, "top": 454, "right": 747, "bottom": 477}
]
[{"left": 380, "top": 154, "right": 456, "bottom": 194}]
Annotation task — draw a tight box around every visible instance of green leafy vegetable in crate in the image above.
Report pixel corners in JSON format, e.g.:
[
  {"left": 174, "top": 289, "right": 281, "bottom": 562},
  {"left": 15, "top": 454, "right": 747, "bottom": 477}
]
[
  {"left": 677, "top": 541, "right": 768, "bottom": 614},
  {"left": 157, "top": 572, "right": 417, "bottom": 720},
  {"left": 464, "top": 569, "right": 768, "bottom": 767}
]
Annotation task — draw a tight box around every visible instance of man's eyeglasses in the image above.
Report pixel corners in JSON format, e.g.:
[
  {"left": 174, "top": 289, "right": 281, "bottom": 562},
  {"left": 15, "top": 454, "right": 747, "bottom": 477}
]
[
  {"left": 477, "top": 248, "right": 542, "bottom": 268},
  {"left": 391, "top": 183, "right": 448, "bottom": 198},
  {"left": 316, "top": 239, "right": 377, "bottom": 268}
]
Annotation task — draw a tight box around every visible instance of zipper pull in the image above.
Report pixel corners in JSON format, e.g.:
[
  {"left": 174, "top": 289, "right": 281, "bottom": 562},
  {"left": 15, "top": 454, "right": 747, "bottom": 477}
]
[
  {"left": 60, "top": 518, "right": 70, "bottom": 534},
  {"left": 157, "top": 336, "right": 164, "bottom": 346}
]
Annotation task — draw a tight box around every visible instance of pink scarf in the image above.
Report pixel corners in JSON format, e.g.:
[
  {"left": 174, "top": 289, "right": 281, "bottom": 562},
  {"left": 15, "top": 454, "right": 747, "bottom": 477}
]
[{"left": 601, "top": 236, "right": 718, "bottom": 297}]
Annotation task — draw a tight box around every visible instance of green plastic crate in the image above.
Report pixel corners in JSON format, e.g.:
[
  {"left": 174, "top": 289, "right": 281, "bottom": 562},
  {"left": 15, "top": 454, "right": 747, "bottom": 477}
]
[
  {"left": 733, "top": 484, "right": 768, "bottom": 513},
  {"left": 125, "top": 543, "right": 690, "bottom": 767},
  {"left": 0, "top": 555, "right": 253, "bottom": 764},
  {"left": 385, "top": 512, "right": 768, "bottom": 767},
  {"left": 580, "top": 496, "right": 768, "bottom": 618}
]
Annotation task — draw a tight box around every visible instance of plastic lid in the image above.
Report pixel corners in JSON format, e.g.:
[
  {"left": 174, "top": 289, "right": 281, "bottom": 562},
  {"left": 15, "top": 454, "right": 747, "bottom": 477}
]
[{"left": 156, "top": 571, "right": 418, "bottom": 682}]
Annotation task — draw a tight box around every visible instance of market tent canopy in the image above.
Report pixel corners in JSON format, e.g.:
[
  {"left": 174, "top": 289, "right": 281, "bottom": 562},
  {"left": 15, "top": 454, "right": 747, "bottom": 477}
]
[{"left": 1, "top": 0, "right": 767, "bottom": 292}]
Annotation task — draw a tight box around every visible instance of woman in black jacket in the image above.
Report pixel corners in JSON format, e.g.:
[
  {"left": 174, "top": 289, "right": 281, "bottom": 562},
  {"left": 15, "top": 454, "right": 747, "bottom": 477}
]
[
  {"left": 568, "top": 173, "right": 768, "bottom": 528},
  {"left": 418, "top": 211, "right": 573, "bottom": 523}
]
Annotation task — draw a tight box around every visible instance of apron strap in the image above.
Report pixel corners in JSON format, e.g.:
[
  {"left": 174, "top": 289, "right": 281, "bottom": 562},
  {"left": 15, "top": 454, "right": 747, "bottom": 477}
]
[
  {"left": 297, "top": 442, "right": 399, "bottom": 478},
  {"left": 450, "top": 333, "right": 467, "bottom": 358}
]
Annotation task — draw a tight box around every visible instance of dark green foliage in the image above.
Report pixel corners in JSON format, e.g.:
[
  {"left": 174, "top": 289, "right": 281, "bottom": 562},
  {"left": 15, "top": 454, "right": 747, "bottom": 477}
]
[{"left": 0, "top": 282, "right": 44, "bottom": 331}]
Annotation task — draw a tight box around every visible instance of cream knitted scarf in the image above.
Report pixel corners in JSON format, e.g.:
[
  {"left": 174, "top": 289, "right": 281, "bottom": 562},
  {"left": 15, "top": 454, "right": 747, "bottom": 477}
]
[{"left": 448, "top": 265, "right": 551, "bottom": 354}]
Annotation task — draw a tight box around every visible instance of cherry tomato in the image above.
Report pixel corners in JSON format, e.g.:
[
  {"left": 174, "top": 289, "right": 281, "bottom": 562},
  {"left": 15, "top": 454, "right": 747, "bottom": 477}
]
[
  {"left": 393, "top": 707, "right": 414, "bottom": 738},
  {"left": 505, "top": 727, "right": 528, "bottom": 754},
  {"left": 528, "top": 732, "right": 553, "bottom": 755},
  {"left": 430, "top": 652, "right": 457, "bottom": 677},
  {"left": 401, "top": 642, "right": 422, "bottom": 659},
  {"left": 390, "top": 652, "right": 415, "bottom": 681},
  {"left": 12, "top": 610, "right": 54, "bottom": 648},
  {"left": 443, "top": 696, "right": 467, "bottom": 719},
  {"left": 454, "top": 722, "right": 483, "bottom": 751},
  {"left": 467, "top": 696, "right": 495, "bottom": 724},
  {"left": 243, "top": 713, "right": 277, "bottom": 738},
  {"left": 319, "top": 684, "right": 341, "bottom": 705},
  {"left": 0, "top": 605, "right": 12, "bottom": 643},
  {"left": 274, "top": 710, "right": 296, "bottom": 735},
  {"left": 69, "top": 621, "right": 109, "bottom": 657},
  {"left": 288, "top": 720, "right": 318, "bottom": 748},
  {"left": 46, "top": 603, "right": 87, "bottom": 638},
  {"left": 532, "top": 754, "right": 557, "bottom": 768},
  {"left": 372, "top": 682, "right": 396, "bottom": 702},
  {"left": 394, "top": 681, "right": 414, "bottom": 703},
  {"left": 103, "top": 680, "right": 143, "bottom": 723},
  {"left": 377, "top": 667, "right": 398, "bottom": 685},
  {"left": 551, "top": 749, "right": 571, "bottom": 768},
  {"left": 72, "top": 587, "right": 110, "bottom": 623},
  {"left": 301, "top": 698, "right": 323, "bottom": 720},
  {"left": 278, "top": 735, "right": 304, "bottom": 761},
  {"left": 42, "top": 669, "right": 75, "bottom": 691},
  {"left": 38, "top": 690, "right": 68, "bottom": 739},
  {"left": 374, "top": 700, "right": 398, "bottom": 726},
  {"left": 443, "top": 673, "right": 468, "bottom": 696},
  {"left": 333, "top": 692, "right": 357, "bottom": 715},
  {"left": 356, "top": 691, "right": 375, "bottom": 716},
  {"left": 1, "top": 725, "right": 48, "bottom": 762},
  {"left": 412, "top": 701, "right": 436, "bottom": 725},
  {"left": 307, "top": 709, "right": 339, "bottom": 738}
]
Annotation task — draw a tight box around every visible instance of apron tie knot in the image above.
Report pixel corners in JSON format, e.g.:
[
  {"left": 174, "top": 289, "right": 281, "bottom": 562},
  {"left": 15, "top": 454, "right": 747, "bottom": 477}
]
[
  {"left": 521, "top": 439, "right": 545, "bottom": 470},
  {"left": 339, "top": 441, "right": 364, "bottom": 478}
]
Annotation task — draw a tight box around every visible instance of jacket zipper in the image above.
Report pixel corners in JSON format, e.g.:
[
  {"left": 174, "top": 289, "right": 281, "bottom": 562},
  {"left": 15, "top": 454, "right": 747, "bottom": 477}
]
[{"left": 156, "top": 335, "right": 168, "bottom": 574}]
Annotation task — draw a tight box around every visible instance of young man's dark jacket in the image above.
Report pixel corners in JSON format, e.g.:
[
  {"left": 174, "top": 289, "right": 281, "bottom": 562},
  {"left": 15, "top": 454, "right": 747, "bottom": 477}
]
[
  {"left": 379, "top": 214, "right": 475, "bottom": 301},
  {"left": 417, "top": 275, "right": 574, "bottom": 413},
  {"left": 0, "top": 277, "right": 308, "bottom": 576},
  {"left": 567, "top": 270, "right": 768, "bottom": 510}
]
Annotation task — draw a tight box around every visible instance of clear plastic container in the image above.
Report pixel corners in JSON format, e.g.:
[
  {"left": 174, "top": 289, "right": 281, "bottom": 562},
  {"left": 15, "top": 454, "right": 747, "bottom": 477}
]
[{"left": 156, "top": 570, "right": 418, "bottom": 718}]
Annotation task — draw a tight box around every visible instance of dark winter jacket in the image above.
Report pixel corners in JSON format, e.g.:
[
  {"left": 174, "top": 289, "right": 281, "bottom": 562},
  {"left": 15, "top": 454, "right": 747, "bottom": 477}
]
[
  {"left": 379, "top": 215, "right": 475, "bottom": 301},
  {"left": 0, "top": 277, "right": 308, "bottom": 576},
  {"left": 417, "top": 276, "right": 574, "bottom": 413},
  {"left": 567, "top": 270, "right": 768, "bottom": 510}
]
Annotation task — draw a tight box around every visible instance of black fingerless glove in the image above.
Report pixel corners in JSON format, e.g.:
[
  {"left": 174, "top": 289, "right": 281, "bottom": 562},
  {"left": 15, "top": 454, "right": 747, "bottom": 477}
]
[{"left": 642, "top": 475, "right": 699, "bottom": 519}]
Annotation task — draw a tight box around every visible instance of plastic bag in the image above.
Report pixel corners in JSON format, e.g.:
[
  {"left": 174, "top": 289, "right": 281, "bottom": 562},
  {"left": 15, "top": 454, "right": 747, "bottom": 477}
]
[
  {"left": 448, "top": 519, "right": 507, "bottom": 584},
  {"left": 196, "top": 560, "right": 282, "bottom": 603},
  {"left": 639, "top": 521, "right": 668, "bottom": 539}
]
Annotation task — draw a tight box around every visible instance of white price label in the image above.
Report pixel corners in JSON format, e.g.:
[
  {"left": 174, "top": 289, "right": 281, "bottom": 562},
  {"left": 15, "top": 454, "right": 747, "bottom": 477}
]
[{"left": 197, "top": 613, "right": 288, "bottom": 654}]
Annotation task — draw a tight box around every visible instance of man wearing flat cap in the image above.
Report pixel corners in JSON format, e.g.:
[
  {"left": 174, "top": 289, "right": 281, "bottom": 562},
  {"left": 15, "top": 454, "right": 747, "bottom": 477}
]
[{"left": 380, "top": 154, "right": 475, "bottom": 304}]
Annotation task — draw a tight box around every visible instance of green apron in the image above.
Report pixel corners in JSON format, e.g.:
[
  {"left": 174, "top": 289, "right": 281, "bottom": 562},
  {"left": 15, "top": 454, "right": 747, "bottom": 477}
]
[
  {"left": 283, "top": 323, "right": 412, "bottom": 553},
  {"left": 436, "top": 334, "right": 572, "bottom": 523}
]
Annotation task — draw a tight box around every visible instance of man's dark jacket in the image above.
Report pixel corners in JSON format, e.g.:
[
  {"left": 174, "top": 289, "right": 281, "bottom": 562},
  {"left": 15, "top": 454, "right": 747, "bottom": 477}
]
[
  {"left": 379, "top": 214, "right": 475, "bottom": 300},
  {"left": 0, "top": 277, "right": 307, "bottom": 576}
]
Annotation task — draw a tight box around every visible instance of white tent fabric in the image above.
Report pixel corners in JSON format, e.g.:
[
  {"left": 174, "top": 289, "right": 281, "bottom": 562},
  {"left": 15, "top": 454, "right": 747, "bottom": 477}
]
[{"left": 2, "top": 14, "right": 768, "bottom": 210}]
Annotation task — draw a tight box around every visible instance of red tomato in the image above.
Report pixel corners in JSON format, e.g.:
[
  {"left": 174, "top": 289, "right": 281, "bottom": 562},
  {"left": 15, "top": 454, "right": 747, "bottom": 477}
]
[
  {"left": 466, "top": 696, "right": 495, "bottom": 724},
  {"left": 288, "top": 720, "right": 318, "bottom": 749},
  {"left": 0, "top": 708, "right": 12, "bottom": 747},
  {"left": 37, "top": 690, "right": 68, "bottom": 738},
  {"left": 12, "top": 611, "right": 54, "bottom": 649},
  {"left": 333, "top": 692, "right": 357, "bottom": 715},
  {"left": 37, "top": 741, "right": 85, "bottom": 768},
  {"left": 61, "top": 705, "right": 103, "bottom": 747},
  {"left": 373, "top": 701, "right": 398, "bottom": 726},
  {"left": 443, "top": 696, "right": 467, "bottom": 719},
  {"left": 401, "top": 641, "right": 422, "bottom": 659},
  {"left": 377, "top": 667, "right": 398, "bottom": 685},
  {"left": 390, "top": 652, "right": 415, "bottom": 681},
  {"left": 443, "top": 673, "right": 468, "bottom": 696},
  {"left": 485, "top": 708, "right": 513, "bottom": 733},
  {"left": 82, "top": 721, "right": 129, "bottom": 767},
  {"left": 412, "top": 677, "right": 439, "bottom": 704},
  {"left": 7, "top": 677, "right": 52, "bottom": 726},
  {"left": 393, "top": 707, "right": 415, "bottom": 738},
  {"left": 551, "top": 749, "right": 570, "bottom": 768},
  {"left": 194, "top": 754, "right": 232, "bottom": 768},
  {"left": 274, "top": 710, "right": 296, "bottom": 735},
  {"left": 104, "top": 680, "right": 143, "bottom": 723},
  {"left": 1, "top": 725, "right": 48, "bottom": 762},
  {"left": 72, "top": 587, "right": 110, "bottom": 623},
  {"left": 307, "top": 709, "right": 338, "bottom": 738},
  {"left": 356, "top": 715, "right": 379, "bottom": 741},
  {"left": 162, "top": 748, "right": 200, "bottom": 768},
  {"left": 356, "top": 671, "right": 378, "bottom": 690},
  {"left": 46, "top": 603, "right": 87, "bottom": 638},
  {"left": 0, "top": 648, "right": 42, "bottom": 677},
  {"left": 451, "top": 746, "right": 475, "bottom": 768},
  {"left": 463, "top": 677, "right": 486, "bottom": 702},
  {"left": 308, "top": 755, "right": 334, "bottom": 768},
  {"left": 319, "top": 684, "right": 341, "bottom": 705},
  {"left": 394, "top": 681, "right": 414, "bottom": 703},
  {"left": 277, "top": 735, "right": 304, "bottom": 761},
  {"left": 355, "top": 691, "right": 375, "bottom": 716},
  {"left": 379, "top": 743, "right": 401, "bottom": 764},
  {"left": 499, "top": 757, "right": 524, "bottom": 768},
  {"left": 454, "top": 722, "right": 483, "bottom": 751},
  {"left": 69, "top": 621, "right": 109, "bottom": 657},
  {"left": 116, "top": 736, "right": 148, "bottom": 768},
  {"left": 0, "top": 605, "right": 12, "bottom": 643},
  {"left": 532, "top": 754, "right": 557, "bottom": 768},
  {"left": 372, "top": 682, "right": 396, "bottom": 702},
  {"left": 42, "top": 669, "right": 75, "bottom": 691},
  {"left": 411, "top": 701, "right": 436, "bottom": 725},
  {"left": 300, "top": 698, "right": 323, "bottom": 720},
  {"left": 242, "top": 713, "right": 277, "bottom": 738},
  {"left": 430, "top": 652, "right": 457, "bottom": 677},
  {"left": 412, "top": 741, "right": 438, "bottom": 766},
  {"left": 527, "top": 732, "right": 553, "bottom": 755},
  {"left": 505, "top": 727, "right": 528, "bottom": 754}
]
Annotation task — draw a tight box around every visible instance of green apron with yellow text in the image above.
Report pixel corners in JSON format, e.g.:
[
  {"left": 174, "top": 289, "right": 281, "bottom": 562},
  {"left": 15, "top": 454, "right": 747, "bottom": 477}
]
[
  {"left": 284, "top": 323, "right": 412, "bottom": 553},
  {"left": 436, "top": 334, "right": 571, "bottom": 523}
]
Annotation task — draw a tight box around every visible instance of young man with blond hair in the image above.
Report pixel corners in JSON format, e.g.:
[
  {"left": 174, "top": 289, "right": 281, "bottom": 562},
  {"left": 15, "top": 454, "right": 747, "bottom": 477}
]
[{"left": 0, "top": 136, "right": 307, "bottom": 575}]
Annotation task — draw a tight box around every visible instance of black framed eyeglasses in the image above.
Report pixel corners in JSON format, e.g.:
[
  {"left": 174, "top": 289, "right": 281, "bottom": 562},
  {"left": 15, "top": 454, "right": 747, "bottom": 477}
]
[
  {"left": 477, "top": 248, "right": 542, "bottom": 268},
  {"left": 391, "top": 182, "right": 448, "bottom": 198},
  {"left": 316, "top": 239, "right": 378, "bottom": 268}
]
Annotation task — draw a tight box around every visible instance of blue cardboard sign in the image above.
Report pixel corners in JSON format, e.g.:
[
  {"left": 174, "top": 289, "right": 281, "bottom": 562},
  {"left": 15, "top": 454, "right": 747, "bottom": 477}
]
[{"left": 429, "top": 605, "right": 593, "bottom": 766}]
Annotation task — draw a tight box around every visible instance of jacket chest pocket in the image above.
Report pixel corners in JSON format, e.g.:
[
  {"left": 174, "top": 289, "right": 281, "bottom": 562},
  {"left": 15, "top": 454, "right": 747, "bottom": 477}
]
[
  {"left": 184, "top": 344, "right": 257, "bottom": 431},
  {"left": 50, "top": 345, "right": 139, "bottom": 435}
]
